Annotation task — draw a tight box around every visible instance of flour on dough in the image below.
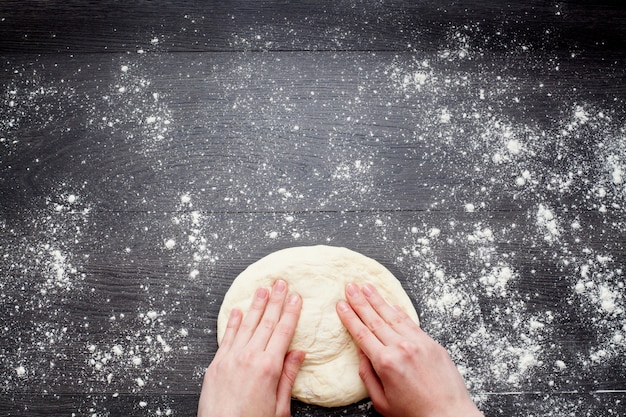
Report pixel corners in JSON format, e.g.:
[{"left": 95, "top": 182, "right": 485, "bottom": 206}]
[{"left": 217, "top": 245, "right": 419, "bottom": 407}]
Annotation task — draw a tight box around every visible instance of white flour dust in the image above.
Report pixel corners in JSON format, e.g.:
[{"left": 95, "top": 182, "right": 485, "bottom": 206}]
[
  {"left": 381, "top": 35, "right": 626, "bottom": 413},
  {"left": 1, "top": 21, "right": 625, "bottom": 417}
]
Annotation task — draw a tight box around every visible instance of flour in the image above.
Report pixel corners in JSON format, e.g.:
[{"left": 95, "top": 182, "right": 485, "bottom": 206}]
[
  {"left": 506, "top": 139, "right": 522, "bottom": 155},
  {"left": 479, "top": 265, "right": 515, "bottom": 297},
  {"left": 536, "top": 204, "right": 561, "bottom": 242},
  {"left": 84, "top": 306, "right": 189, "bottom": 395},
  {"left": 599, "top": 285, "right": 617, "bottom": 313},
  {"left": 99, "top": 60, "right": 174, "bottom": 154},
  {"left": 2, "top": 21, "right": 626, "bottom": 417},
  {"left": 613, "top": 167, "right": 624, "bottom": 185},
  {"left": 112, "top": 345, "right": 124, "bottom": 356},
  {"left": 387, "top": 45, "right": 625, "bottom": 412}
]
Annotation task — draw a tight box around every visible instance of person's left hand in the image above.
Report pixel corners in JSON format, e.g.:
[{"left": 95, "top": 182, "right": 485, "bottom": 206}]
[{"left": 198, "top": 279, "right": 305, "bottom": 417}]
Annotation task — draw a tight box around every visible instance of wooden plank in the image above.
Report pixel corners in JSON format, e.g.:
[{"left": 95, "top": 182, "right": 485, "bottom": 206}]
[
  {"left": 2, "top": 51, "right": 625, "bottom": 214},
  {"left": 1, "top": 2, "right": 626, "bottom": 416},
  {"left": 0, "top": 393, "right": 198, "bottom": 417},
  {"left": 1, "top": 391, "right": 624, "bottom": 417},
  {"left": 480, "top": 392, "right": 626, "bottom": 417},
  {"left": 1, "top": 209, "right": 624, "bottom": 416},
  {"left": 0, "top": 1, "right": 625, "bottom": 54}
]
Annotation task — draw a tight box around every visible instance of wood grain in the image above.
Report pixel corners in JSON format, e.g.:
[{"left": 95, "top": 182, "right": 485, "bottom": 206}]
[
  {"left": 2, "top": 52, "right": 625, "bottom": 214},
  {"left": 1, "top": 1, "right": 625, "bottom": 416},
  {"left": 0, "top": 1, "right": 625, "bottom": 54}
]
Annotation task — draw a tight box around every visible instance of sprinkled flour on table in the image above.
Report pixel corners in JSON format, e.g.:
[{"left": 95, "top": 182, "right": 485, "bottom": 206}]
[{"left": 1, "top": 22, "right": 625, "bottom": 417}]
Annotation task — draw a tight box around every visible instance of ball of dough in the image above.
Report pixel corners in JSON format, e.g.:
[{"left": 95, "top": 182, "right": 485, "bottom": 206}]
[{"left": 217, "top": 245, "right": 419, "bottom": 407}]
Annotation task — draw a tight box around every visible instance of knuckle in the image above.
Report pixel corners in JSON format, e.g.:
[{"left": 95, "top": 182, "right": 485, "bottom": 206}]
[
  {"left": 397, "top": 340, "right": 419, "bottom": 357},
  {"left": 282, "top": 363, "right": 298, "bottom": 385},
  {"left": 376, "top": 350, "right": 396, "bottom": 372},
  {"left": 390, "top": 312, "right": 406, "bottom": 326},
  {"left": 238, "top": 321, "right": 254, "bottom": 334},
  {"left": 367, "top": 317, "right": 385, "bottom": 332},
  {"left": 354, "top": 326, "right": 371, "bottom": 345},
  {"left": 273, "top": 322, "right": 293, "bottom": 338},
  {"left": 259, "top": 317, "right": 276, "bottom": 330},
  {"left": 258, "top": 356, "right": 280, "bottom": 377},
  {"left": 237, "top": 349, "right": 258, "bottom": 366},
  {"left": 358, "top": 366, "right": 370, "bottom": 381}
]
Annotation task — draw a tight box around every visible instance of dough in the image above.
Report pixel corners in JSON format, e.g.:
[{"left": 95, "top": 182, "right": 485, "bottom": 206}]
[{"left": 216, "top": 245, "right": 419, "bottom": 407}]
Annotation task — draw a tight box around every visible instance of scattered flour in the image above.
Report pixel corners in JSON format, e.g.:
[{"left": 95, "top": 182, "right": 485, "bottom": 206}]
[
  {"left": 1, "top": 23, "right": 625, "bottom": 417},
  {"left": 536, "top": 204, "right": 561, "bottom": 242},
  {"left": 506, "top": 139, "right": 522, "bottom": 155},
  {"left": 479, "top": 265, "right": 515, "bottom": 297}
]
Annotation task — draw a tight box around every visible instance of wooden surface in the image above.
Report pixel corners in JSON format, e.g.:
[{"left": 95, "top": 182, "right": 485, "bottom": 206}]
[{"left": 1, "top": 1, "right": 625, "bottom": 416}]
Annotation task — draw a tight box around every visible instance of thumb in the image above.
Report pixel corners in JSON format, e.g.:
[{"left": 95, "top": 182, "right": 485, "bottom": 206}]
[
  {"left": 358, "top": 349, "right": 390, "bottom": 415},
  {"left": 276, "top": 350, "right": 306, "bottom": 417}
]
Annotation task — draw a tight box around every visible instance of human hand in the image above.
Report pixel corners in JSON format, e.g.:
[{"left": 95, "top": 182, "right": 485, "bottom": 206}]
[
  {"left": 198, "top": 279, "right": 305, "bottom": 417},
  {"left": 337, "top": 283, "right": 483, "bottom": 417}
]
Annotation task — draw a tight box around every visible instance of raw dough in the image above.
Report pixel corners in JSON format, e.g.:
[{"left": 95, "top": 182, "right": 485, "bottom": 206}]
[{"left": 217, "top": 245, "right": 419, "bottom": 407}]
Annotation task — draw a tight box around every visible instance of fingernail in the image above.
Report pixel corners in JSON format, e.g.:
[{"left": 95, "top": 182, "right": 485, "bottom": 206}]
[
  {"left": 346, "top": 283, "right": 358, "bottom": 296},
  {"left": 287, "top": 293, "right": 300, "bottom": 305},
  {"left": 337, "top": 300, "right": 350, "bottom": 312},
  {"left": 274, "top": 279, "right": 286, "bottom": 293},
  {"left": 255, "top": 287, "right": 268, "bottom": 299},
  {"left": 362, "top": 283, "right": 374, "bottom": 297}
]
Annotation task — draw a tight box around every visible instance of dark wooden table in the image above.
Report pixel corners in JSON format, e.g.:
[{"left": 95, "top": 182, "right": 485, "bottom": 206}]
[{"left": 1, "top": 1, "right": 625, "bottom": 416}]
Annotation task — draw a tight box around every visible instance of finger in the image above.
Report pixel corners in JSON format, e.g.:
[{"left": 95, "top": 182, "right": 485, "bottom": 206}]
[
  {"left": 266, "top": 292, "right": 303, "bottom": 354},
  {"left": 357, "top": 349, "right": 389, "bottom": 416},
  {"left": 275, "top": 350, "right": 306, "bottom": 417},
  {"left": 218, "top": 308, "right": 243, "bottom": 351},
  {"left": 336, "top": 299, "right": 383, "bottom": 358},
  {"left": 362, "top": 283, "right": 419, "bottom": 334},
  {"left": 345, "top": 283, "right": 402, "bottom": 345},
  {"left": 232, "top": 286, "right": 270, "bottom": 348},
  {"left": 391, "top": 303, "right": 422, "bottom": 332},
  {"left": 248, "top": 279, "right": 289, "bottom": 349}
]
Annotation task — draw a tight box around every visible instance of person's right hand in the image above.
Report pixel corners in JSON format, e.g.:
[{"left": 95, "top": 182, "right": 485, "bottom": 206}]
[{"left": 336, "top": 282, "right": 483, "bottom": 417}]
